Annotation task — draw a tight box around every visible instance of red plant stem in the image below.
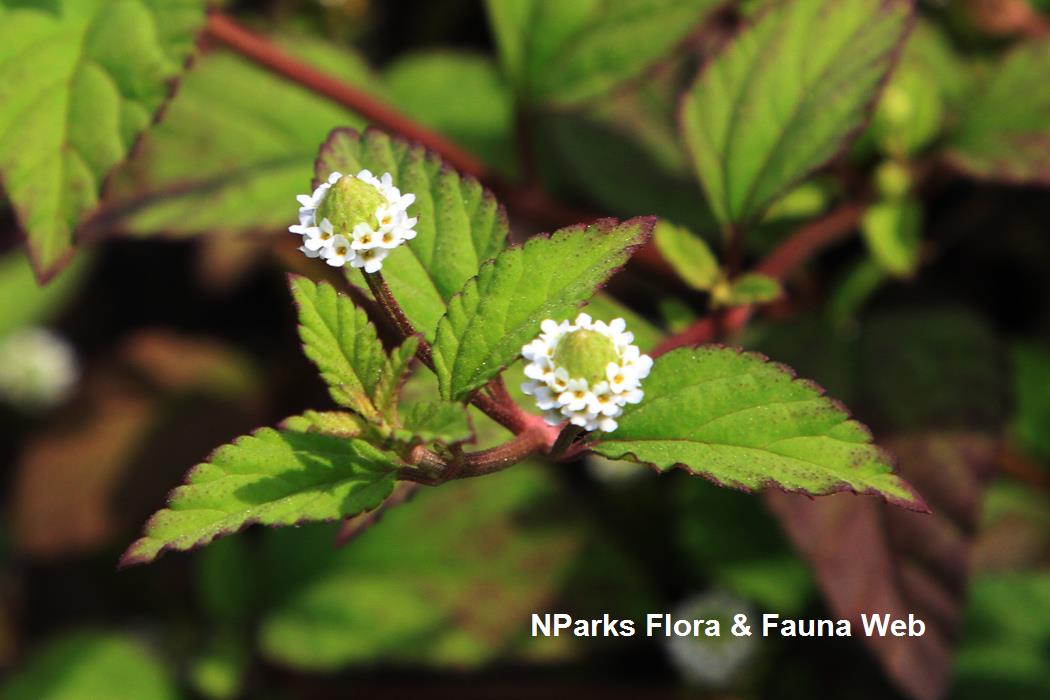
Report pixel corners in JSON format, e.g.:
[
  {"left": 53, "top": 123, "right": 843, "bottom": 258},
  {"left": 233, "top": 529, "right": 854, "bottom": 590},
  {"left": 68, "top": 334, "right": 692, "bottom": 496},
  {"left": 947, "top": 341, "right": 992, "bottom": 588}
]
[
  {"left": 364, "top": 271, "right": 434, "bottom": 368},
  {"left": 362, "top": 271, "right": 542, "bottom": 437},
  {"left": 754, "top": 202, "right": 865, "bottom": 278},
  {"left": 652, "top": 203, "right": 865, "bottom": 357},
  {"left": 205, "top": 12, "right": 488, "bottom": 179}
]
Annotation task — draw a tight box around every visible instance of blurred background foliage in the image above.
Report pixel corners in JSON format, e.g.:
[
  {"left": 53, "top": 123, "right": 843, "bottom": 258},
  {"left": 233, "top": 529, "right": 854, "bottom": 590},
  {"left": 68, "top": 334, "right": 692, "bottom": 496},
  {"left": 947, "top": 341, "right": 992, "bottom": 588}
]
[{"left": 0, "top": 0, "right": 1049, "bottom": 698}]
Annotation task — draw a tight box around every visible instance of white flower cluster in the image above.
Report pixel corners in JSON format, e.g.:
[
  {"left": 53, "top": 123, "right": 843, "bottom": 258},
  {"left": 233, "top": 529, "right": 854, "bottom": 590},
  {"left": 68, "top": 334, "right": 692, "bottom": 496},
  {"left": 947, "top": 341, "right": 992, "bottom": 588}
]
[
  {"left": 0, "top": 327, "right": 78, "bottom": 410},
  {"left": 521, "top": 313, "right": 652, "bottom": 433},
  {"left": 289, "top": 170, "right": 417, "bottom": 273},
  {"left": 665, "top": 592, "right": 757, "bottom": 688}
]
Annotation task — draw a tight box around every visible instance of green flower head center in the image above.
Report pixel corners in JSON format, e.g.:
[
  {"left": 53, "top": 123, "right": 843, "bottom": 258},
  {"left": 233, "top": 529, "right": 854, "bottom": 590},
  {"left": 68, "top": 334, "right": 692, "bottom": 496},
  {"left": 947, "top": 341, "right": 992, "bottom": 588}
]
[
  {"left": 551, "top": 329, "right": 619, "bottom": 386},
  {"left": 316, "top": 175, "right": 387, "bottom": 233}
]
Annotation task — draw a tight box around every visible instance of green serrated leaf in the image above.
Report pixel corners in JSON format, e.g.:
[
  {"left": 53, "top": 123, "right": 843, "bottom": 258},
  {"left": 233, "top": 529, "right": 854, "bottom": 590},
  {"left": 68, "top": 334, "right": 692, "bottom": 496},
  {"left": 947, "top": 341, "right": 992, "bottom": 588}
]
[
  {"left": 653, "top": 219, "right": 720, "bottom": 290},
  {"left": 949, "top": 41, "right": 1050, "bottom": 184},
  {"left": 397, "top": 400, "right": 474, "bottom": 445},
  {"left": 373, "top": 336, "right": 418, "bottom": 424},
  {"left": 590, "top": 347, "right": 925, "bottom": 509},
  {"left": 0, "top": 0, "right": 204, "bottom": 279},
  {"left": 862, "top": 197, "right": 922, "bottom": 277},
  {"left": 315, "top": 128, "right": 508, "bottom": 340},
  {"left": 289, "top": 276, "right": 388, "bottom": 423},
  {"left": 433, "top": 217, "right": 653, "bottom": 401},
  {"left": 120, "top": 428, "right": 397, "bottom": 566},
  {"left": 680, "top": 0, "right": 911, "bottom": 228},
  {"left": 0, "top": 631, "right": 179, "bottom": 700},
  {"left": 719, "top": 272, "right": 782, "bottom": 306},
  {"left": 279, "top": 410, "right": 366, "bottom": 438},
  {"left": 486, "top": 0, "right": 721, "bottom": 105},
  {"left": 103, "top": 37, "right": 379, "bottom": 238}
]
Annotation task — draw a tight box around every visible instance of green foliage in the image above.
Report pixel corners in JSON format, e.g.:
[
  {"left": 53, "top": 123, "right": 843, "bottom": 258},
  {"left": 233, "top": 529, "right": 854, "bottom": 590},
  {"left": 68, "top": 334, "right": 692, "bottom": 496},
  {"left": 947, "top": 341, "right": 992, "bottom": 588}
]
[
  {"left": 751, "top": 307, "right": 1009, "bottom": 434},
  {"left": 257, "top": 465, "right": 580, "bottom": 669},
  {"left": 0, "top": 250, "right": 88, "bottom": 338},
  {"left": 680, "top": 0, "right": 911, "bottom": 228},
  {"left": 485, "top": 0, "right": 720, "bottom": 105},
  {"left": 107, "top": 39, "right": 377, "bottom": 237},
  {"left": 316, "top": 128, "right": 507, "bottom": 339},
  {"left": 279, "top": 410, "right": 366, "bottom": 438},
  {"left": 868, "top": 23, "right": 962, "bottom": 157},
  {"left": 0, "top": 0, "right": 203, "bottom": 279},
  {"left": 949, "top": 41, "right": 1050, "bottom": 183},
  {"left": 120, "top": 428, "right": 397, "bottom": 566},
  {"left": 653, "top": 219, "right": 721, "bottom": 290},
  {"left": 432, "top": 217, "right": 652, "bottom": 400},
  {"left": 1011, "top": 343, "right": 1050, "bottom": 464},
  {"left": 397, "top": 401, "right": 474, "bottom": 445},
  {"left": 590, "top": 347, "right": 925, "bottom": 509},
  {"left": 952, "top": 573, "right": 1050, "bottom": 698},
  {"left": 0, "top": 631, "right": 179, "bottom": 700},
  {"left": 385, "top": 51, "right": 516, "bottom": 175},
  {"left": 677, "top": 480, "right": 813, "bottom": 614},
  {"left": 862, "top": 197, "right": 922, "bottom": 277},
  {"left": 290, "top": 276, "right": 400, "bottom": 425},
  {"left": 713, "top": 272, "right": 783, "bottom": 307}
]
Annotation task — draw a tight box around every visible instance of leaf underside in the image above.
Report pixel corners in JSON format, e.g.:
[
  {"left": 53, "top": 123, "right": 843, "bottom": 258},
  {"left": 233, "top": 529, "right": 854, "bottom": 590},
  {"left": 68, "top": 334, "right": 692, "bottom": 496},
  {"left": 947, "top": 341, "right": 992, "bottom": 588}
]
[
  {"left": 120, "top": 428, "right": 397, "bottom": 567},
  {"left": 680, "top": 0, "right": 911, "bottom": 228},
  {"left": 432, "top": 216, "right": 654, "bottom": 401},
  {"left": 0, "top": 0, "right": 204, "bottom": 280},
  {"left": 314, "top": 127, "right": 508, "bottom": 340},
  {"left": 590, "top": 346, "right": 926, "bottom": 510}
]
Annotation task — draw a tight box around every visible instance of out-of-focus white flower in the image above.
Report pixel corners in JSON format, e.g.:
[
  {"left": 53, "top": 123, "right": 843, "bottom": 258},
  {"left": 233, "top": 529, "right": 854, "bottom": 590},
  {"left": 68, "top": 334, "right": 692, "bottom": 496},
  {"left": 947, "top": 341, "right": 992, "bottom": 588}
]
[
  {"left": 289, "top": 169, "right": 417, "bottom": 273},
  {"left": 0, "top": 327, "right": 78, "bottom": 410},
  {"left": 520, "top": 313, "right": 651, "bottom": 433},
  {"left": 585, "top": 455, "right": 648, "bottom": 484},
  {"left": 665, "top": 591, "right": 758, "bottom": 688}
]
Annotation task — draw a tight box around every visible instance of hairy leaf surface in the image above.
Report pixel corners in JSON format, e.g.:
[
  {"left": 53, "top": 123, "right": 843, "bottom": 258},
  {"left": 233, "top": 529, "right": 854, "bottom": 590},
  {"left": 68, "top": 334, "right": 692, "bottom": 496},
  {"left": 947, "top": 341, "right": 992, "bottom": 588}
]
[
  {"left": 289, "top": 276, "right": 390, "bottom": 423},
  {"left": 433, "top": 217, "right": 653, "bottom": 401},
  {"left": 590, "top": 347, "right": 925, "bottom": 509},
  {"left": 0, "top": 0, "right": 204, "bottom": 279},
  {"left": 121, "top": 429, "right": 397, "bottom": 566},
  {"left": 316, "top": 128, "right": 508, "bottom": 340},
  {"left": 680, "top": 0, "right": 911, "bottom": 228}
]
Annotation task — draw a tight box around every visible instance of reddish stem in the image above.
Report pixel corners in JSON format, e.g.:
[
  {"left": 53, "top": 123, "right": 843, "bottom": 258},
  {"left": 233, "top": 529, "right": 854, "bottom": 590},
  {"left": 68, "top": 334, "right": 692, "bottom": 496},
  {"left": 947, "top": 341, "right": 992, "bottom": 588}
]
[
  {"left": 364, "top": 271, "right": 433, "bottom": 368},
  {"left": 205, "top": 12, "right": 487, "bottom": 178},
  {"left": 652, "top": 203, "right": 865, "bottom": 356}
]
